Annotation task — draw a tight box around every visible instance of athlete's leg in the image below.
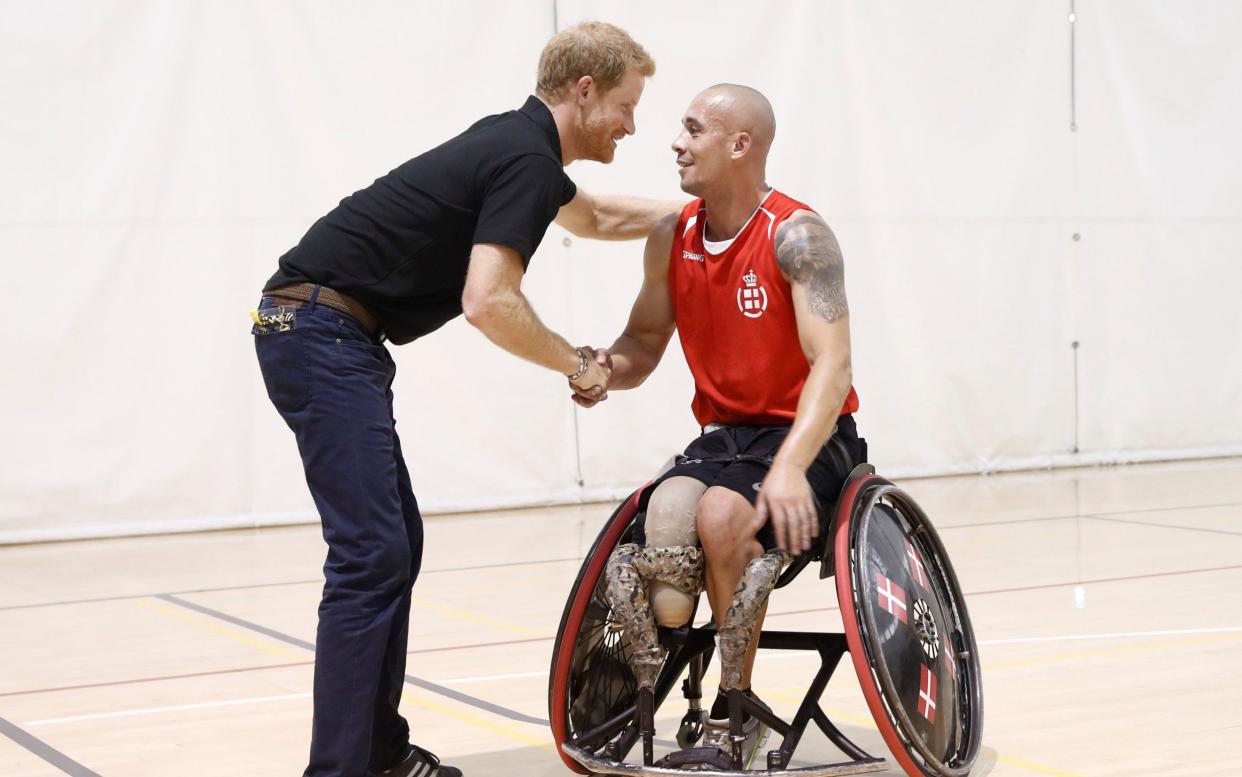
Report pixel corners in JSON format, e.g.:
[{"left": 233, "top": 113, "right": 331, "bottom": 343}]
[{"left": 696, "top": 487, "right": 767, "bottom": 687}]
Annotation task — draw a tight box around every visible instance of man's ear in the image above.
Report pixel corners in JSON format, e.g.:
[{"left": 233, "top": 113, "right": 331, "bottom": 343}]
[
  {"left": 575, "top": 75, "right": 595, "bottom": 105},
  {"left": 732, "top": 132, "right": 752, "bottom": 159}
]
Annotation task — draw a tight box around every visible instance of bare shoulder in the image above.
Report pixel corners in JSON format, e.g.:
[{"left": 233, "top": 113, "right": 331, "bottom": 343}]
[
  {"left": 647, "top": 211, "right": 679, "bottom": 250},
  {"left": 774, "top": 209, "right": 842, "bottom": 275},
  {"left": 642, "top": 212, "right": 679, "bottom": 274},
  {"left": 774, "top": 209, "right": 848, "bottom": 322}
]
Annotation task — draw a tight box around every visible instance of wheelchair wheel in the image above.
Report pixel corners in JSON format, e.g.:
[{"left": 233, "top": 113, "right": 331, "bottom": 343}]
[
  {"left": 834, "top": 472, "right": 984, "bottom": 777},
  {"left": 548, "top": 488, "right": 647, "bottom": 774}
]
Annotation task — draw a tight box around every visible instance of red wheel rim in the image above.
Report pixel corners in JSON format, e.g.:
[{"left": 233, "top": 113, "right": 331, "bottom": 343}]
[
  {"left": 834, "top": 474, "right": 929, "bottom": 777},
  {"left": 548, "top": 489, "right": 644, "bottom": 774},
  {"left": 834, "top": 476, "right": 983, "bottom": 776}
]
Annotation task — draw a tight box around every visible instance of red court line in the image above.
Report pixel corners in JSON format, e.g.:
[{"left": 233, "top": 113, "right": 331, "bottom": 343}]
[
  {"left": 0, "top": 660, "right": 315, "bottom": 699},
  {"left": 765, "top": 562, "right": 1242, "bottom": 620},
  {"left": 405, "top": 635, "right": 552, "bottom": 655}
]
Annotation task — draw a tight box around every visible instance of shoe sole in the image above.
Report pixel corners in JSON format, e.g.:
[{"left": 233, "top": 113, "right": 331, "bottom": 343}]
[{"left": 743, "top": 722, "right": 771, "bottom": 769}]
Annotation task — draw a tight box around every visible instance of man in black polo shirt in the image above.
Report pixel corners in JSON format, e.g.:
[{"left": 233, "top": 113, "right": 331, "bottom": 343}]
[{"left": 253, "top": 22, "right": 677, "bottom": 777}]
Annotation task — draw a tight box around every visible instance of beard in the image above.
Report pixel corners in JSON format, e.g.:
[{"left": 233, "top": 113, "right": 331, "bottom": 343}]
[{"left": 578, "top": 107, "right": 617, "bottom": 163}]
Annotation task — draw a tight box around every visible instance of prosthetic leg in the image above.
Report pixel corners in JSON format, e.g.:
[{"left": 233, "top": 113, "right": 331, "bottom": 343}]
[
  {"left": 604, "top": 477, "right": 794, "bottom": 768},
  {"left": 604, "top": 477, "right": 707, "bottom": 690}
]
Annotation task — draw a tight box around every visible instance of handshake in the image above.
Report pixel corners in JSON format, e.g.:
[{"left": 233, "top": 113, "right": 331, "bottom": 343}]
[{"left": 568, "top": 345, "right": 613, "bottom": 408}]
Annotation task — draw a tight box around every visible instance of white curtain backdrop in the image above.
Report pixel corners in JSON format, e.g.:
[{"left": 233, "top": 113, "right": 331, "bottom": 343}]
[{"left": 2, "top": 1, "right": 1239, "bottom": 542}]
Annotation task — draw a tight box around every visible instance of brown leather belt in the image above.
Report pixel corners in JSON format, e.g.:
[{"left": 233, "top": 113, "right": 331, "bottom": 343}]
[{"left": 263, "top": 283, "right": 382, "bottom": 337}]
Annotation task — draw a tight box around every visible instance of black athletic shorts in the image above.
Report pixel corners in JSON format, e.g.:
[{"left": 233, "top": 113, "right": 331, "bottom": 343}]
[{"left": 637, "top": 415, "right": 866, "bottom": 551}]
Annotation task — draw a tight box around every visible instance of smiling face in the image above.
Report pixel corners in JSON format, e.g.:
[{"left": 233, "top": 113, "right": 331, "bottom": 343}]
[
  {"left": 575, "top": 66, "right": 645, "bottom": 163},
  {"left": 670, "top": 92, "right": 734, "bottom": 196}
]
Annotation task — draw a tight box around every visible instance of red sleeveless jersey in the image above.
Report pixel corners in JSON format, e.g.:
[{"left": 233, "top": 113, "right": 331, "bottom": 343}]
[{"left": 669, "top": 190, "right": 860, "bottom": 428}]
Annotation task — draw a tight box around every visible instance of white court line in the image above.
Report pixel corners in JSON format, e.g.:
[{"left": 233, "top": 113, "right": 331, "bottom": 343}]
[
  {"left": 25, "top": 692, "right": 311, "bottom": 726},
  {"left": 24, "top": 671, "right": 544, "bottom": 727},
  {"left": 753, "top": 626, "right": 1242, "bottom": 661},
  {"left": 440, "top": 669, "right": 547, "bottom": 685},
  {"left": 978, "top": 625, "right": 1242, "bottom": 645}
]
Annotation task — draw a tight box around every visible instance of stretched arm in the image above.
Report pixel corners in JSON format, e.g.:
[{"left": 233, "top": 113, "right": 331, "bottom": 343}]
[
  {"left": 556, "top": 187, "right": 684, "bottom": 241},
  {"left": 572, "top": 214, "right": 678, "bottom": 407},
  {"left": 462, "top": 243, "right": 608, "bottom": 391},
  {"left": 758, "top": 210, "right": 853, "bottom": 552}
]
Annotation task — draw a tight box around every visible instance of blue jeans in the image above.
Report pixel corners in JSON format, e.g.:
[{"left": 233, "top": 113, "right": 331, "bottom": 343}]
[{"left": 254, "top": 289, "right": 421, "bottom": 777}]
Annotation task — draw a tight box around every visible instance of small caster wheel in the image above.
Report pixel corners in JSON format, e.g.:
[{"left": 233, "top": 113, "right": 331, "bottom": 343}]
[{"left": 676, "top": 710, "right": 704, "bottom": 748}]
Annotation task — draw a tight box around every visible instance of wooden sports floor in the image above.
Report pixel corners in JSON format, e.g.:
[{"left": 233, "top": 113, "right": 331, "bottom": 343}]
[{"left": 2, "top": 457, "right": 1240, "bottom": 776}]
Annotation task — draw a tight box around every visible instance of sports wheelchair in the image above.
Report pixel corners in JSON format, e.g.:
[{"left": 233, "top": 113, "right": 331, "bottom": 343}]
[{"left": 548, "top": 465, "right": 983, "bottom": 776}]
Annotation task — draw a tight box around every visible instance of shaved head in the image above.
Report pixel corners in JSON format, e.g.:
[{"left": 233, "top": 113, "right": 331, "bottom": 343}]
[
  {"left": 696, "top": 83, "right": 776, "bottom": 153},
  {"left": 673, "top": 83, "right": 776, "bottom": 198}
]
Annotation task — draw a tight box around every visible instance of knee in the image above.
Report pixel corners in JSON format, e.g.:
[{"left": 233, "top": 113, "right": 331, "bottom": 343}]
[
  {"left": 349, "top": 542, "right": 413, "bottom": 593},
  {"left": 696, "top": 489, "right": 756, "bottom": 560},
  {"left": 321, "top": 544, "right": 411, "bottom": 609}
]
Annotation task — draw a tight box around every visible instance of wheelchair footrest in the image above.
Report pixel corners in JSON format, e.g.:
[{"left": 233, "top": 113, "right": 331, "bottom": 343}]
[{"left": 562, "top": 743, "right": 887, "bottom": 777}]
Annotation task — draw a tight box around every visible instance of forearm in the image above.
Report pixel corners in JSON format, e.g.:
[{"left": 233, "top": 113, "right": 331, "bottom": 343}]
[
  {"left": 591, "top": 195, "right": 683, "bottom": 241},
  {"left": 606, "top": 332, "right": 663, "bottom": 390},
  {"left": 772, "top": 359, "right": 853, "bottom": 472},
  {"left": 467, "top": 289, "right": 578, "bottom": 375}
]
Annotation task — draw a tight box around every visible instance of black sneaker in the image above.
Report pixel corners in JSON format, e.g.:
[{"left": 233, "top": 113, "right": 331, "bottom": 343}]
[{"left": 373, "top": 744, "right": 462, "bottom": 777}]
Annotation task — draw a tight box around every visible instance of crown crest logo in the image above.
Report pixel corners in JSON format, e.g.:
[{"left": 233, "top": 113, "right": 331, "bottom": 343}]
[{"left": 737, "top": 268, "right": 768, "bottom": 318}]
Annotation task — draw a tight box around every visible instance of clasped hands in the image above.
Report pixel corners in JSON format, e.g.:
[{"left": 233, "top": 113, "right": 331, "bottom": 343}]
[{"left": 568, "top": 346, "right": 612, "bottom": 408}]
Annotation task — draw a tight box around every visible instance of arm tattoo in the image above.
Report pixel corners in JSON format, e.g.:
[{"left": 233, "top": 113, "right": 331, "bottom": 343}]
[{"left": 774, "top": 212, "right": 849, "bottom": 323}]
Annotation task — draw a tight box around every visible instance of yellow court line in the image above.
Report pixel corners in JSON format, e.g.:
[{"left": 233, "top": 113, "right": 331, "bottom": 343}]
[
  {"left": 993, "top": 753, "right": 1083, "bottom": 777},
  {"left": 983, "top": 631, "right": 1242, "bottom": 671},
  {"left": 411, "top": 597, "right": 547, "bottom": 639},
  {"left": 400, "top": 686, "right": 553, "bottom": 750},
  {"left": 136, "top": 597, "right": 551, "bottom": 750},
  {"left": 764, "top": 689, "right": 1082, "bottom": 777},
  {"left": 764, "top": 690, "right": 873, "bottom": 728},
  {"left": 134, "top": 598, "right": 309, "bottom": 661}
]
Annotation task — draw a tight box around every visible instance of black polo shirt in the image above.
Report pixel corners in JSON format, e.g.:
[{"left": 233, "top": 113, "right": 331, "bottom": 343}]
[{"left": 265, "top": 96, "right": 577, "bottom": 344}]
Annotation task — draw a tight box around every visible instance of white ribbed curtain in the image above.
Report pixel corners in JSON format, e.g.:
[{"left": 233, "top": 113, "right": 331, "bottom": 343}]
[{"left": 2, "top": 1, "right": 1239, "bottom": 542}]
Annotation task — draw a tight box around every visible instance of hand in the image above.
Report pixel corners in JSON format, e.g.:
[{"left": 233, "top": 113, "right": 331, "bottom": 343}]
[
  {"left": 570, "top": 346, "right": 612, "bottom": 408},
  {"left": 755, "top": 463, "right": 818, "bottom": 554}
]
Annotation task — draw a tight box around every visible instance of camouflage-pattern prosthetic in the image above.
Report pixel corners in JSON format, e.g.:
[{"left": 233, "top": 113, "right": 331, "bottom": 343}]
[
  {"left": 604, "top": 543, "right": 706, "bottom": 689},
  {"left": 718, "top": 549, "right": 792, "bottom": 690}
]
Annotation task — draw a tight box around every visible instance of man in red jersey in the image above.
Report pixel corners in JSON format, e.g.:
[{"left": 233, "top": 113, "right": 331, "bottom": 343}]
[{"left": 577, "top": 84, "right": 864, "bottom": 766}]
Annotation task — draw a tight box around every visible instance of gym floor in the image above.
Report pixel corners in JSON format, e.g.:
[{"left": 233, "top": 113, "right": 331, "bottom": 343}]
[{"left": 2, "top": 457, "right": 1240, "bottom": 776}]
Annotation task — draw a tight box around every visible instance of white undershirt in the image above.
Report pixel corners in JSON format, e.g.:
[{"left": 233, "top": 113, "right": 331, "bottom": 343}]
[{"left": 701, "top": 189, "right": 776, "bottom": 255}]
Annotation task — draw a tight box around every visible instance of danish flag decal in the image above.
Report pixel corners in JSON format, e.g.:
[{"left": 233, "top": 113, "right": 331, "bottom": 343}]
[
  {"left": 874, "top": 572, "right": 908, "bottom": 624},
  {"left": 905, "top": 539, "right": 929, "bottom": 591},
  {"left": 918, "top": 664, "right": 938, "bottom": 723}
]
